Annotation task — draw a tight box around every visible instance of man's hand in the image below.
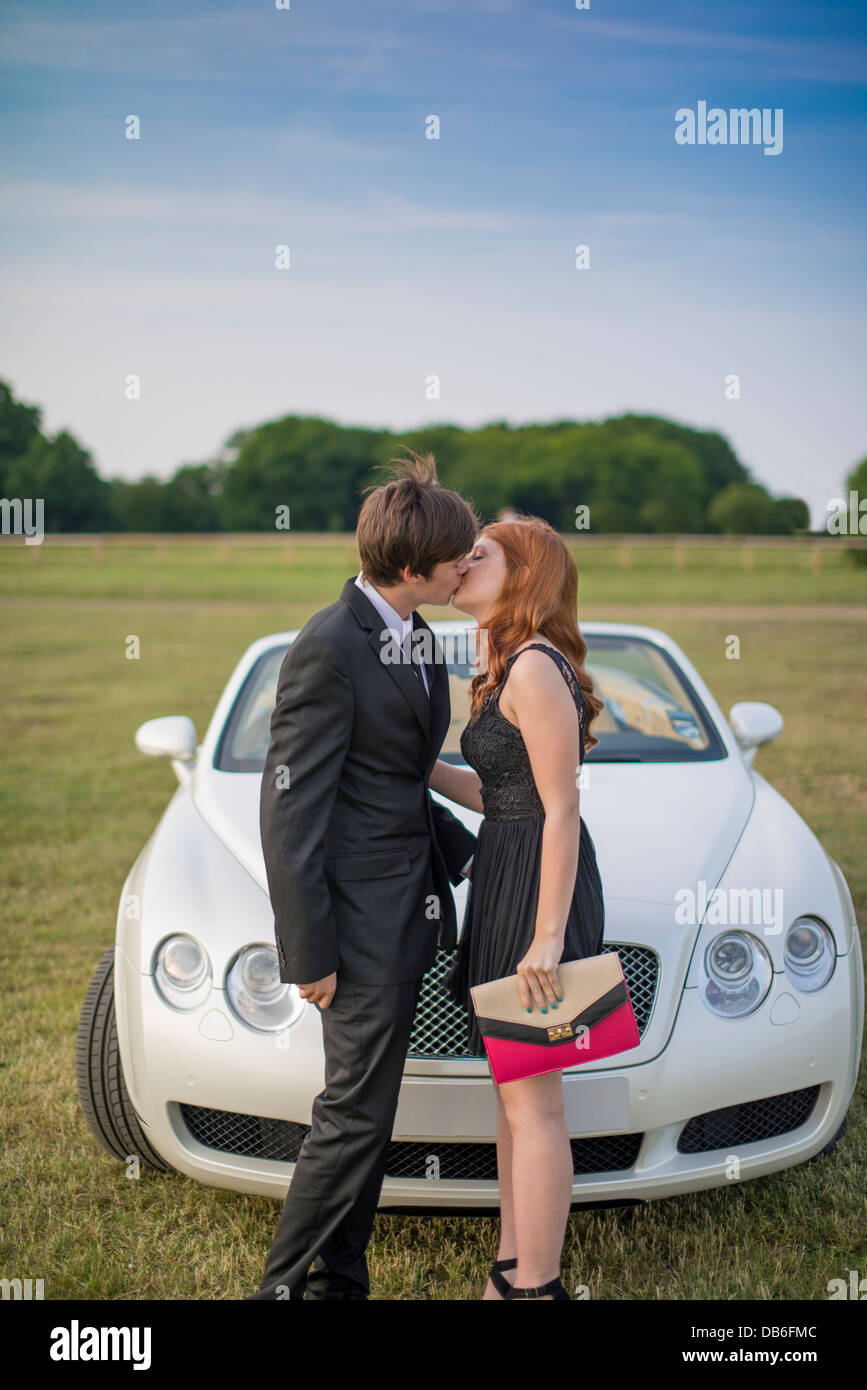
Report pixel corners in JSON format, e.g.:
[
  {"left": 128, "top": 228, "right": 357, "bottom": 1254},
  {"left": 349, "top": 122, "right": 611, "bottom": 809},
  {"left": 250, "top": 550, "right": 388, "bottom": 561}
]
[{"left": 297, "top": 971, "right": 338, "bottom": 1009}]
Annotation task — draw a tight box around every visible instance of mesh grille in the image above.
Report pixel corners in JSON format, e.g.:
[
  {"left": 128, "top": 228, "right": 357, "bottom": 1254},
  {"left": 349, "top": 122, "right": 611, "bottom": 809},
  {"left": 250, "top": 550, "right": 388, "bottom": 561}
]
[
  {"left": 384, "top": 1133, "right": 643, "bottom": 1179},
  {"left": 677, "top": 1085, "right": 821, "bottom": 1153},
  {"left": 179, "top": 1103, "right": 643, "bottom": 1177},
  {"left": 181, "top": 1108, "right": 310, "bottom": 1162},
  {"left": 410, "top": 942, "right": 659, "bottom": 1058}
]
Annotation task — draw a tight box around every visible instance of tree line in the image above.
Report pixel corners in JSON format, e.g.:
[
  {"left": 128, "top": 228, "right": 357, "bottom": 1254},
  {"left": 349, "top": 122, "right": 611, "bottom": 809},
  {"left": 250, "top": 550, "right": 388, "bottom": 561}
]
[{"left": 0, "top": 377, "right": 826, "bottom": 535}]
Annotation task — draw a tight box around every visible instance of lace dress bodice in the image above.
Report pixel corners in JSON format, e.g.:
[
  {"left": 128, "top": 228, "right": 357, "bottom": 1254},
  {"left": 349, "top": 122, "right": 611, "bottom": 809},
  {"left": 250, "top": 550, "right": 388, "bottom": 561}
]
[{"left": 459, "top": 643, "right": 587, "bottom": 823}]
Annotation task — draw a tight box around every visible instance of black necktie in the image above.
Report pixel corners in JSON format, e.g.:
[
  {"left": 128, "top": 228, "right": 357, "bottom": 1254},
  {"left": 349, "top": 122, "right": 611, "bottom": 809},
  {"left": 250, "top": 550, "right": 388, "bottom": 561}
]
[{"left": 406, "top": 624, "right": 428, "bottom": 696}]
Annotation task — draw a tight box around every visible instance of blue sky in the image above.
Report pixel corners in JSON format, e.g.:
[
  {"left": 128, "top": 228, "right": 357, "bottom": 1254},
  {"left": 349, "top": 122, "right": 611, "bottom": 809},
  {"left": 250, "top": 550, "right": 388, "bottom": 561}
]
[{"left": 1, "top": 0, "right": 865, "bottom": 526}]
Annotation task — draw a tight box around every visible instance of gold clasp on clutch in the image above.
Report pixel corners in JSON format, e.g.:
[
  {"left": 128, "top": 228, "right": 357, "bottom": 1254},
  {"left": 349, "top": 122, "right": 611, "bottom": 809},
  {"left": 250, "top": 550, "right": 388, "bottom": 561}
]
[{"left": 546, "top": 1021, "right": 574, "bottom": 1041}]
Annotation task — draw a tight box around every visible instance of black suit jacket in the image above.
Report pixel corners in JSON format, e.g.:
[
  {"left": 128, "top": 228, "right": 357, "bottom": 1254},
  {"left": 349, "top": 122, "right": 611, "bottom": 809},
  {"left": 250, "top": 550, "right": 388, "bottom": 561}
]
[{"left": 259, "top": 575, "right": 478, "bottom": 986}]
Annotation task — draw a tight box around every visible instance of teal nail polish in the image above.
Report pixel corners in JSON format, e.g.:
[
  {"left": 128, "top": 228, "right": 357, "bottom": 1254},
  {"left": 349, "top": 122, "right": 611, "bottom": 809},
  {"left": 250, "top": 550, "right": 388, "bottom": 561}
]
[
  {"left": 541, "top": 1007, "right": 547, "bottom": 1013},
  {"left": 557, "top": 995, "right": 562, "bottom": 1001},
  {"left": 551, "top": 1001, "right": 557, "bottom": 1009},
  {"left": 525, "top": 1007, "right": 531, "bottom": 1013}
]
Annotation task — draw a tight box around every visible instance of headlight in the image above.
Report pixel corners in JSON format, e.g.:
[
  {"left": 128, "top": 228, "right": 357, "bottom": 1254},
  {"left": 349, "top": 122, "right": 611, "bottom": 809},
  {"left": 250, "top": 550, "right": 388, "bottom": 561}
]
[
  {"left": 154, "top": 934, "right": 212, "bottom": 1010},
  {"left": 699, "top": 931, "right": 773, "bottom": 1017},
  {"left": 226, "top": 945, "right": 301, "bottom": 1032},
  {"left": 784, "top": 916, "right": 836, "bottom": 992}
]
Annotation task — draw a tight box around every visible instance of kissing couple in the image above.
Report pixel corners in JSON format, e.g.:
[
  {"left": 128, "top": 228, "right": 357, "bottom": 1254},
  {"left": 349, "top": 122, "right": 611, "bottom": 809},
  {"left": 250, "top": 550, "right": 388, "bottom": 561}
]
[{"left": 248, "top": 449, "right": 604, "bottom": 1301}]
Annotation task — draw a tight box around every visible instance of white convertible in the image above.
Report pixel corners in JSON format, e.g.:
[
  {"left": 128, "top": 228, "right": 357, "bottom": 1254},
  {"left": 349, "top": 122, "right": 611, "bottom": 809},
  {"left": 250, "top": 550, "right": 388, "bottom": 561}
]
[{"left": 76, "top": 621, "right": 863, "bottom": 1211}]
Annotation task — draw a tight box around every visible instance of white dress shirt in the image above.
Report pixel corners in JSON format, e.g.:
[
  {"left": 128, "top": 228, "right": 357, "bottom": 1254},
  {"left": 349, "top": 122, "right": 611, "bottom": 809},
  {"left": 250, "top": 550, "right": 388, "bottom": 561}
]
[
  {"left": 354, "top": 570, "right": 473, "bottom": 881},
  {"left": 354, "top": 569, "right": 429, "bottom": 694}
]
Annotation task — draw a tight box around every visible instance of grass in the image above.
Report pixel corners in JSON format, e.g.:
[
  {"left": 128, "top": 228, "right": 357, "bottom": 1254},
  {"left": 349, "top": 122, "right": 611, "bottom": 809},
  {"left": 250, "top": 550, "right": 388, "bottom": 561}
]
[
  {"left": 2, "top": 535, "right": 865, "bottom": 606},
  {"left": 0, "top": 538, "right": 864, "bottom": 1300}
]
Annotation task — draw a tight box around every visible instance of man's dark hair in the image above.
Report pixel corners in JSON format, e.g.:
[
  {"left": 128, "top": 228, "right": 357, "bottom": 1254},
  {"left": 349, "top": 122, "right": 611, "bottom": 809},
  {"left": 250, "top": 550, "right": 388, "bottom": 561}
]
[{"left": 356, "top": 448, "right": 479, "bottom": 586}]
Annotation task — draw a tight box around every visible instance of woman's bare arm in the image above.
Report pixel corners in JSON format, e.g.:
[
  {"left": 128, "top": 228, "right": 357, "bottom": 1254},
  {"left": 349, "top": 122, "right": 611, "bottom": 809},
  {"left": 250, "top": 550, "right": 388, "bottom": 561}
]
[
  {"left": 503, "top": 651, "right": 581, "bottom": 1011},
  {"left": 428, "top": 758, "right": 484, "bottom": 814}
]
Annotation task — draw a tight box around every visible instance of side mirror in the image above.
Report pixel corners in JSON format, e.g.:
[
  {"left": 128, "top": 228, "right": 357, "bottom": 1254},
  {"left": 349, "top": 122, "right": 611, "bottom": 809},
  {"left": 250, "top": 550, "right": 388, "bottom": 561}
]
[
  {"left": 728, "top": 702, "right": 783, "bottom": 764},
  {"left": 135, "top": 715, "right": 198, "bottom": 765}
]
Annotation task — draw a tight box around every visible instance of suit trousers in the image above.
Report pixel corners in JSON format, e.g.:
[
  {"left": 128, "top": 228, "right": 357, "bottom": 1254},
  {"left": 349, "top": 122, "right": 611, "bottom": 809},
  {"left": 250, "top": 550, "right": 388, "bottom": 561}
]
[{"left": 246, "top": 972, "right": 425, "bottom": 1300}]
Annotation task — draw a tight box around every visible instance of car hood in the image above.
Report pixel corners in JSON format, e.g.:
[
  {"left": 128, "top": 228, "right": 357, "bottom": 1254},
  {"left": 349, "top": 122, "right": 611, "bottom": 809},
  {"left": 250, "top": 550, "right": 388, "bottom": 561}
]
[
  {"left": 193, "top": 768, "right": 270, "bottom": 894},
  {"left": 190, "top": 755, "right": 755, "bottom": 1066},
  {"left": 579, "top": 760, "right": 755, "bottom": 907},
  {"left": 192, "top": 757, "right": 754, "bottom": 913}
]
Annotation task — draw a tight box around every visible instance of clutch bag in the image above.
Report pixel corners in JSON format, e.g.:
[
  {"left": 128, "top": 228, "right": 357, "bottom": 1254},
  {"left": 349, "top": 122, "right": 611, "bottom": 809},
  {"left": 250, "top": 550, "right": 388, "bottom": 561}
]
[{"left": 469, "top": 951, "right": 641, "bottom": 1084}]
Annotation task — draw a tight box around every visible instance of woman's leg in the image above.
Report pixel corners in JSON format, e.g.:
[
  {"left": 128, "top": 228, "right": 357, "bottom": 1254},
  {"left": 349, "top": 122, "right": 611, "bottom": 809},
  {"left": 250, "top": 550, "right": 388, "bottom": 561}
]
[
  {"left": 497, "top": 1069, "right": 572, "bottom": 1298},
  {"left": 483, "top": 1079, "right": 518, "bottom": 1299}
]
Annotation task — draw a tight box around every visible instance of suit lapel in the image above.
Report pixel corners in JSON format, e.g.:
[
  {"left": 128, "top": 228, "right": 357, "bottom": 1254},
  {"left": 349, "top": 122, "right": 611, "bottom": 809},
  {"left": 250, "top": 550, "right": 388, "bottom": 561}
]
[
  {"left": 414, "top": 609, "right": 450, "bottom": 755},
  {"left": 340, "top": 576, "right": 446, "bottom": 744}
]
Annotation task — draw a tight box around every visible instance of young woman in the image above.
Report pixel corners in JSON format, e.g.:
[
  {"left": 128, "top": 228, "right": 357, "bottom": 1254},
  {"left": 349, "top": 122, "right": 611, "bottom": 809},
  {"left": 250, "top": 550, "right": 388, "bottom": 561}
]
[{"left": 430, "top": 516, "right": 605, "bottom": 1301}]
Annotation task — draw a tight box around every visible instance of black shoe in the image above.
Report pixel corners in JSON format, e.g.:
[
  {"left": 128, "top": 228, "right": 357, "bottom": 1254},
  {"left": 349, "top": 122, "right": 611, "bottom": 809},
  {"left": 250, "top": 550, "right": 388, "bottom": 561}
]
[
  {"left": 306, "top": 1255, "right": 369, "bottom": 1300},
  {"left": 307, "top": 1284, "right": 366, "bottom": 1295},
  {"left": 488, "top": 1257, "right": 518, "bottom": 1297},
  {"left": 504, "top": 1275, "right": 571, "bottom": 1300}
]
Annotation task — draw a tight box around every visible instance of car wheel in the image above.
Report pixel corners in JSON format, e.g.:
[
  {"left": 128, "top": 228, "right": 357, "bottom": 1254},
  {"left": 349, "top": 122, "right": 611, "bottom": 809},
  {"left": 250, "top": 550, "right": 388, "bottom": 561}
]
[{"left": 75, "top": 946, "right": 174, "bottom": 1173}]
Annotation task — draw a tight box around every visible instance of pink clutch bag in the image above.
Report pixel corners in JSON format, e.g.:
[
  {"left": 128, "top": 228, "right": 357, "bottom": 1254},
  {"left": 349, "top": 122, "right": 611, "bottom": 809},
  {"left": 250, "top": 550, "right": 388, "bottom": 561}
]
[{"left": 469, "top": 951, "right": 640, "bottom": 1084}]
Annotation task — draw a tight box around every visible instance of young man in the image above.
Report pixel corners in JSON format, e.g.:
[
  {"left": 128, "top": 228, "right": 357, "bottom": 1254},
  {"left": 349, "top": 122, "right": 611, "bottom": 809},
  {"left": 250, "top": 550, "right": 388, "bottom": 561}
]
[{"left": 247, "top": 451, "right": 479, "bottom": 1300}]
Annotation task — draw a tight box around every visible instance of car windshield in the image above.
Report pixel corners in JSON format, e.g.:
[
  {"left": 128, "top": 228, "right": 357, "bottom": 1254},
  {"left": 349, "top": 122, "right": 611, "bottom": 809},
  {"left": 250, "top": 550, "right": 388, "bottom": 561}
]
[{"left": 215, "top": 632, "right": 726, "bottom": 772}]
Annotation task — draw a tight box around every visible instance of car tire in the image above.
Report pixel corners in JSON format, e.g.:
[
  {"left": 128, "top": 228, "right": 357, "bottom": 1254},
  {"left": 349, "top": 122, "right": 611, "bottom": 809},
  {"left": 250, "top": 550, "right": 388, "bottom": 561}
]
[{"left": 75, "top": 946, "right": 174, "bottom": 1173}]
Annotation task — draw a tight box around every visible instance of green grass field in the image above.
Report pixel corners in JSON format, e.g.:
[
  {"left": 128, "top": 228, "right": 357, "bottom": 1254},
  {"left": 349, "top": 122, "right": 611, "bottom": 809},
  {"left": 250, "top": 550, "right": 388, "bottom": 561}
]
[
  {"left": 1, "top": 537, "right": 864, "bottom": 1300},
  {"left": 2, "top": 535, "right": 865, "bottom": 607}
]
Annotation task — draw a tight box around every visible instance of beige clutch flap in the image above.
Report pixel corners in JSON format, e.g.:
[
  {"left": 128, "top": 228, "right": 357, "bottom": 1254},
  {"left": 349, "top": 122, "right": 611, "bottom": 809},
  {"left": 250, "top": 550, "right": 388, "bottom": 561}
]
[{"left": 469, "top": 951, "right": 628, "bottom": 1044}]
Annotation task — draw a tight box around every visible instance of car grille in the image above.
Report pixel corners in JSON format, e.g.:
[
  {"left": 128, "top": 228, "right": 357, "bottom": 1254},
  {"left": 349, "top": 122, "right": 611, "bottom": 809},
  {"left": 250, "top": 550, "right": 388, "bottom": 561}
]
[
  {"left": 178, "top": 1104, "right": 643, "bottom": 1177},
  {"left": 409, "top": 942, "right": 659, "bottom": 1057},
  {"left": 179, "top": 1085, "right": 822, "bottom": 1179},
  {"left": 677, "top": 1085, "right": 821, "bottom": 1153}
]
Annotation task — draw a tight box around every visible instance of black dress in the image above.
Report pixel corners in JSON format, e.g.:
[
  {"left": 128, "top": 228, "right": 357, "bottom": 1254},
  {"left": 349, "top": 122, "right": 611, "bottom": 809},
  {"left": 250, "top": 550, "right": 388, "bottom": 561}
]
[{"left": 440, "top": 643, "right": 605, "bottom": 1057}]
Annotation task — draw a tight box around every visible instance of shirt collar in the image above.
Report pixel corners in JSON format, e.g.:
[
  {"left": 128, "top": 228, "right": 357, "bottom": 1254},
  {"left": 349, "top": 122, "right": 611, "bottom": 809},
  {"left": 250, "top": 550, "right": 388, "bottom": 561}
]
[{"left": 354, "top": 570, "right": 413, "bottom": 635}]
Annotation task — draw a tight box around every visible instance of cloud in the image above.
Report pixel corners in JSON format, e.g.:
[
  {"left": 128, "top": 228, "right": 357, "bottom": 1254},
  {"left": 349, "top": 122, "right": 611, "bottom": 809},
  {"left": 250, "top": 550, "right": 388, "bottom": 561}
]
[
  {"left": 542, "top": 14, "right": 867, "bottom": 85},
  {"left": 0, "top": 6, "right": 409, "bottom": 80},
  {"left": 0, "top": 177, "right": 513, "bottom": 233},
  {"left": 275, "top": 125, "right": 395, "bottom": 161}
]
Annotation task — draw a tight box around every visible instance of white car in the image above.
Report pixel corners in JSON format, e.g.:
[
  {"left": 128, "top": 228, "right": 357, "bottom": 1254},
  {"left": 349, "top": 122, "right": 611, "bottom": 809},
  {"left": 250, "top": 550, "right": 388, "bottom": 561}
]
[{"left": 76, "top": 621, "right": 863, "bottom": 1210}]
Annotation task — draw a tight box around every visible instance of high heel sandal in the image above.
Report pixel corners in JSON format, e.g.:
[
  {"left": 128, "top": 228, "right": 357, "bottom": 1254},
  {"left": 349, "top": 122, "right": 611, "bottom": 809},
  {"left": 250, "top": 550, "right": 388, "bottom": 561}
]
[
  {"left": 504, "top": 1275, "right": 571, "bottom": 1300},
  {"left": 488, "top": 1257, "right": 518, "bottom": 1297}
]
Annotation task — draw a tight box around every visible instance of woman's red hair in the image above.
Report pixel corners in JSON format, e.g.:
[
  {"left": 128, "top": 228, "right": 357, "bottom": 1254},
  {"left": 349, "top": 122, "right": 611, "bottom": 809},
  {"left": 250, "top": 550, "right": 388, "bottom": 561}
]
[{"left": 468, "top": 515, "right": 603, "bottom": 752}]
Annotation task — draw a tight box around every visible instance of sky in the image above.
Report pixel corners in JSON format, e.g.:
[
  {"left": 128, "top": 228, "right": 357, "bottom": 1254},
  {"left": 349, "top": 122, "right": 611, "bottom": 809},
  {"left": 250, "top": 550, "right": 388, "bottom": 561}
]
[{"left": 1, "top": 0, "right": 865, "bottom": 527}]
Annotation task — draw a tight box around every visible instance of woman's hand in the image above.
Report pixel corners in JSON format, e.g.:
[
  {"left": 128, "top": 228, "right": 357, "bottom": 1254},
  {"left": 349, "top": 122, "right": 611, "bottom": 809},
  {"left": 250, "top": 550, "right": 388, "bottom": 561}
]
[{"left": 515, "top": 933, "right": 564, "bottom": 1012}]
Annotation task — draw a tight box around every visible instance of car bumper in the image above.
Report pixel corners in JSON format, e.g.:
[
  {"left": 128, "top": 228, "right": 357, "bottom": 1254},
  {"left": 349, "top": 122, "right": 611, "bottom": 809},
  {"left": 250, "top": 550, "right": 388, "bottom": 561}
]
[{"left": 115, "top": 939, "right": 862, "bottom": 1208}]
